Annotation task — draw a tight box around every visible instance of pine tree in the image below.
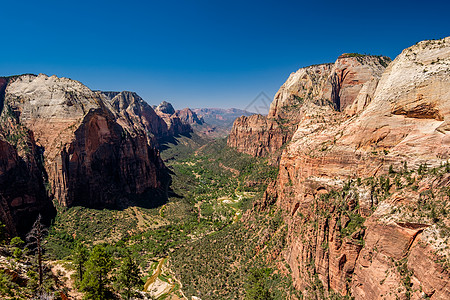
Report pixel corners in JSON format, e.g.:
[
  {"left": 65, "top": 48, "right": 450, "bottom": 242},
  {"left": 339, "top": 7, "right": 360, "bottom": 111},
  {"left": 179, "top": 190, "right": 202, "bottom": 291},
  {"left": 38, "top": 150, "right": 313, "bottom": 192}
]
[
  {"left": 80, "top": 245, "right": 113, "bottom": 300},
  {"left": 72, "top": 242, "right": 89, "bottom": 284},
  {"left": 116, "top": 253, "right": 142, "bottom": 300}
]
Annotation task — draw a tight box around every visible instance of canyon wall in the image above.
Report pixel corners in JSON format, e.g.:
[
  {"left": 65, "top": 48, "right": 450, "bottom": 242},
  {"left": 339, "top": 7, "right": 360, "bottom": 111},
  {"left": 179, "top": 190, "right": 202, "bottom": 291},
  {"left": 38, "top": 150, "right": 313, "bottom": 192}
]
[
  {"left": 154, "top": 101, "right": 192, "bottom": 136},
  {"left": 175, "top": 108, "right": 204, "bottom": 126},
  {"left": 250, "top": 38, "right": 450, "bottom": 298},
  {"left": 228, "top": 54, "right": 391, "bottom": 158},
  {"left": 0, "top": 75, "right": 178, "bottom": 235}
]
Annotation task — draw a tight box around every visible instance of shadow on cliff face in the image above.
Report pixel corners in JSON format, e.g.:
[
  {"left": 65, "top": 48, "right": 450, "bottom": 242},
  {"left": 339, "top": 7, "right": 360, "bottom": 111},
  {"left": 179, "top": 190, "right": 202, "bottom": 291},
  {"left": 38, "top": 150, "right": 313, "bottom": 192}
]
[
  {"left": 0, "top": 77, "right": 7, "bottom": 114},
  {"left": 157, "top": 132, "right": 194, "bottom": 152},
  {"left": 111, "top": 170, "right": 173, "bottom": 210},
  {"left": 0, "top": 140, "right": 57, "bottom": 238},
  {"left": 50, "top": 109, "right": 173, "bottom": 211}
]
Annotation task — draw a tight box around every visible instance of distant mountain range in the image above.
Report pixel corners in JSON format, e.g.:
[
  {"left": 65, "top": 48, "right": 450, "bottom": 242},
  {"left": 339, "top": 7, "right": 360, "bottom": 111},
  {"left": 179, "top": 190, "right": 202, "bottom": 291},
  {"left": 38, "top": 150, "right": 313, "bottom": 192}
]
[{"left": 190, "top": 108, "right": 253, "bottom": 137}]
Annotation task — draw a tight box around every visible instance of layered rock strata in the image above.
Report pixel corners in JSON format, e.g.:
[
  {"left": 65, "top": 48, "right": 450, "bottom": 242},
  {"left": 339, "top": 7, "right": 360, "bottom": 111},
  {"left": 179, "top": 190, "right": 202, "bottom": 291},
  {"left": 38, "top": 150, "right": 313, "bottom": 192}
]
[
  {"left": 0, "top": 75, "right": 173, "bottom": 234},
  {"left": 154, "top": 101, "right": 192, "bottom": 136},
  {"left": 228, "top": 55, "right": 391, "bottom": 158},
  {"left": 175, "top": 108, "right": 204, "bottom": 126},
  {"left": 254, "top": 38, "right": 450, "bottom": 298}
]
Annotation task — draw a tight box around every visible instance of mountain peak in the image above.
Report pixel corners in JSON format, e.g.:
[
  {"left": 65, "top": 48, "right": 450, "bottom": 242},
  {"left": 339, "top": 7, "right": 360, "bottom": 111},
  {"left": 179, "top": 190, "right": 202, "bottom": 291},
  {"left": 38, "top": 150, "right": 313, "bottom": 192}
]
[{"left": 156, "top": 101, "right": 175, "bottom": 115}]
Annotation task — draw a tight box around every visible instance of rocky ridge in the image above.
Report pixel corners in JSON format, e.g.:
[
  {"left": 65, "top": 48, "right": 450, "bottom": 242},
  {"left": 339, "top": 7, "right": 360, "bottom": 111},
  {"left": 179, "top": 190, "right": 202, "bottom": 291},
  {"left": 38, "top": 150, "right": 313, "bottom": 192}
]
[
  {"left": 238, "top": 38, "right": 450, "bottom": 298},
  {"left": 102, "top": 91, "right": 184, "bottom": 145},
  {"left": 228, "top": 54, "right": 391, "bottom": 158},
  {"left": 154, "top": 101, "right": 192, "bottom": 136},
  {"left": 0, "top": 75, "right": 184, "bottom": 235},
  {"left": 191, "top": 108, "right": 253, "bottom": 138},
  {"left": 175, "top": 108, "right": 204, "bottom": 126}
]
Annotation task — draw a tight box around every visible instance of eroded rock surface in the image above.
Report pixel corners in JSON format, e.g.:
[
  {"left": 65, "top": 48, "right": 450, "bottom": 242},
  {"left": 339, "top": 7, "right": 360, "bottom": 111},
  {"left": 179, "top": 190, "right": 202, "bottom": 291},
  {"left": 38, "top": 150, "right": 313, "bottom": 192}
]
[
  {"left": 154, "top": 101, "right": 192, "bottom": 136},
  {"left": 250, "top": 37, "right": 450, "bottom": 298},
  {"left": 0, "top": 75, "right": 173, "bottom": 234},
  {"left": 228, "top": 54, "right": 390, "bottom": 158}
]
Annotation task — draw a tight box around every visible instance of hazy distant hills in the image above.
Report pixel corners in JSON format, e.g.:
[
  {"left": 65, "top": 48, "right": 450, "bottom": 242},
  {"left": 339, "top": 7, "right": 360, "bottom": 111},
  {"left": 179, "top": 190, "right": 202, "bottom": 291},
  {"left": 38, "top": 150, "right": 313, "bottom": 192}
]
[
  {"left": 192, "top": 108, "right": 253, "bottom": 128},
  {"left": 185, "top": 108, "right": 252, "bottom": 138}
]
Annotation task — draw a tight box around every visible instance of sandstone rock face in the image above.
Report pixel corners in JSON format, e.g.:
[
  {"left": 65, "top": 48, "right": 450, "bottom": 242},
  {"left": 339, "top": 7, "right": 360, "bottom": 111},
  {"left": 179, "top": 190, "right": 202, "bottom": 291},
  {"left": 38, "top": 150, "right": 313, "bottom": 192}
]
[
  {"left": 103, "top": 91, "right": 171, "bottom": 145},
  {"left": 253, "top": 37, "right": 450, "bottom": 298},
  {"left": 228, "top": 63, "right": 333, "bottom": 157},
  {"left": 0, "top": 74, "right": 170, "bottom": 234},
  {"left": 228, "top": 55, "right": 390, "bottom": 158},
  {"left": 52, "top": 109, "right": 165, "bottom": 207},
  {"left": 154, "top": 101, "right": 192, "bottom": 136},
  {"left": 0, "top": 138, "right": 55, "bottom": 236},
  {"left": 331, "top": 54, "right": 390, "bottom": 112},
  {"left": 0, "top": 77, "right": 7, "bottom": 111},
  {"left": 0, "top": 89, "right": 56, "bottom": 235},
  {"left": 175, "top": 108, "right": 204, "bottom": 126},
  {"left": 156, "top": 100, "right": 175, "bottom": 115}
]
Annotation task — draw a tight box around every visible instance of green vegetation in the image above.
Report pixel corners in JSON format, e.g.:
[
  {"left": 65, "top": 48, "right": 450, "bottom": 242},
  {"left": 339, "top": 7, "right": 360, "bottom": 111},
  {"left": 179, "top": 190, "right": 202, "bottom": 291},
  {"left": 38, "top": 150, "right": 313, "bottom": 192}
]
[
  {"left": 339, "top": 53, "right": 391, "bottom": 68},
  {"left": 0, "top": 270, "right": 20, "bottom": 298},
  {"left": 342, "top": 53, "right": 367, "bottom": 58},
  {"left": 40, "top": 135, "right": 280, "bottom": 299},
  {"left": 4, "top": 125, "right": 446, "bottom": 299},
  {"left": 80, "top": 245, "right": 114, "bottom": 300},
  {"left": 73, "top": 242, "right": 89, "bottom": 284},
  {"left": 169, "top": 208, "right": 298, "bottom": 299},
  {"left": 0, "top": 104, "right": 33, "bottom": 155},
  {"left": 115, "top": 253, "right": 143, "bottom": 300},
  {"left": 245, "top": 268, "right": 273, "bottom": 300}
]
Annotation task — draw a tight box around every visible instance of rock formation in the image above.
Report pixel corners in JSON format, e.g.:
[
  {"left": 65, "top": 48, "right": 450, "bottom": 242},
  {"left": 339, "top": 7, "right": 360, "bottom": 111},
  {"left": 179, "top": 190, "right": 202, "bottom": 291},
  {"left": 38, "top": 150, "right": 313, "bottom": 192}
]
[
  {"left": 243, "top": 37, "right": 450, "bottom": 298},
  {"left": 154, "top": 101, "right": 192, "bottom": 136},
  {"left": 192, "top": 108, "right": 253, "bottom": 128},
  {"left": 102, "top": 91, "right": 173, "bottom": 145},
  {"left": 228, "top": 54, "right": 391, "bottom": 158},
  {"left": 175, "top": 108, "right": 204, "bottom": 126},
  {"left": 0, "top": 75, "right": 173, "bottom": 235}
]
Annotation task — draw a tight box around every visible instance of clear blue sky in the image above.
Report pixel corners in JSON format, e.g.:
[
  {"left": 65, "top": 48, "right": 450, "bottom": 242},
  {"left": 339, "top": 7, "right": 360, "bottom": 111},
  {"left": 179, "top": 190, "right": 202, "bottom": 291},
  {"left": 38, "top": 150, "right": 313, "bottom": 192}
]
[{"left": 0, "top": 0, "right": 448, "bottom": 112}]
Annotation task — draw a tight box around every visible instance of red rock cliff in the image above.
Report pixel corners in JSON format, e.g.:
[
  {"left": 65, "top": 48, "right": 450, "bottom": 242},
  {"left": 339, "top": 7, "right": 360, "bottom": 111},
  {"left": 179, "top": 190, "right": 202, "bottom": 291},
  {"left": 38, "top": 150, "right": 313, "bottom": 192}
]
[
  {"left": 228, "top": 55, "right": 390, "bottom": 158},
  {"left": 255, "top": 38, "right": 450, "bottom": 298},
  {"left": 0, "top": 94, "right": 56, "bottom": 236},
  {"left": 0, "top": 74, "right": 169, "bottom": 227}
]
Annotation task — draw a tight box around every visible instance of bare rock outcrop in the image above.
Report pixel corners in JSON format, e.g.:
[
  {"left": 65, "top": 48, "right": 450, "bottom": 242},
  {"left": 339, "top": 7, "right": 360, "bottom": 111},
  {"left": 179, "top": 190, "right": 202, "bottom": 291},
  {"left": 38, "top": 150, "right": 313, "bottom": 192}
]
[
  {"left": 0, "top": 136, "right": 55, "bottom": 236},
  {"left": 175, "top": 108, "right": 204, "bottom": 126},
  {"left": 228, "top": 54, "right": 390, "bottom": 158},
  {"left": 253, "top": 37, "right": 450, "bottom": 298},
  {"left": 102, "top": 91, "right": 172, "bottom": 145},
  {"left": 0, "top": 74, "right": 171, "bottom": 234},
  {"left": 154, "top": 101, "right": 192, "bottom": 136}
]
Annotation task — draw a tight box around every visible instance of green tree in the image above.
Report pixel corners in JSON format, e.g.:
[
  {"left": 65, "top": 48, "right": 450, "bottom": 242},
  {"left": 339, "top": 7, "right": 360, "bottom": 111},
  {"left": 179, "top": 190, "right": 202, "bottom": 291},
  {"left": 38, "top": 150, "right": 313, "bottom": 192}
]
[
  {"left": 245, "top": 268, "right": 273, "bottom": 300},
  {"left": 10, "top": 236, "right": 24, "bottom": 248},
  {"left": 0, "top": 222, "right": 5, "bottom": 245},
  {"left": 10, "top": 237, "right": 25, "bottom": 260},
  {"left": 73, "top": 242, "right": 89, "bottom": 284},
  {"left": 0, "top": 270, "right": 18, "bottom": 296},
  {"left": 115, "top": 253, "right": 142, "bottom": 300},
  {"left": 80, "top": 245, "right": 113, "bottom": 300}
]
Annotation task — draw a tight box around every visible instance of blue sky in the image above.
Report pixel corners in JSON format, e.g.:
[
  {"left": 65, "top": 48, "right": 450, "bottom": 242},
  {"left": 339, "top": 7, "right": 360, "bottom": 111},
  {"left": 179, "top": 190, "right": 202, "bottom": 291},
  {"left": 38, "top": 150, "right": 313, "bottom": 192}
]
[{"left": 0, "top": 0, "right": 448, "bottom": 112}]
